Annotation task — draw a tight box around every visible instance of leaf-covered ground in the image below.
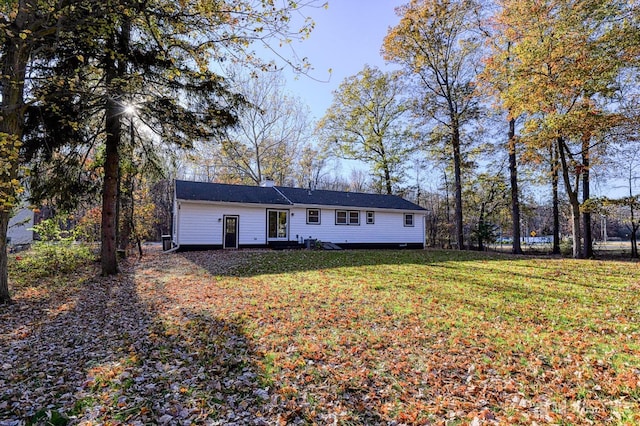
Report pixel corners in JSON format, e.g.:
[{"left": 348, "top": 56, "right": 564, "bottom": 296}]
[{"left": 1, "top": 247, "right": 639, "bottom": 425}]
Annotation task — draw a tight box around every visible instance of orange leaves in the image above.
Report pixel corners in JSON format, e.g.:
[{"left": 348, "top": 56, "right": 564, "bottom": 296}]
[{"left": 5, "top": 248, "right": 640, "bottom": 423}]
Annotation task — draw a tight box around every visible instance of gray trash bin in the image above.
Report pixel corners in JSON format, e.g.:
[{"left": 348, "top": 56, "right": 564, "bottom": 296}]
[{"left": 162, "top": 235, "right": 172, "bottom": 251}]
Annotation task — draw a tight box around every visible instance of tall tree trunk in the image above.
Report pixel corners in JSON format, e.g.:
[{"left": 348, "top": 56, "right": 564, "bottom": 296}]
[
  {"left": 629, "top": 185, "right": 638, "bottom": 258},
  {"left": 631, "top": 223, "right": 638, "bottom": 258},
  {"left": 557, "top": 137, "right": 583, "bottom": 258},
  {"left": 383, "top": 164, "right": 392, "bottom": 195},
  {"left": 101, "top": 18, "right": 130, "bottom": 275},
  {"left": 101, "top": 95, "right": 121, "bottom": 275},
  {"left": 582, "top": 137, "right": 593, "bottom": 258},
  {"left": 452, "top": 126, "right": 464, "bottom": 250},
  {"left": 477, "top": 204, "right": 486, "bottom": 252},
  {"left": 508, "top": 117, "right": 522, "bottom": 254},
  {"left": 0, "top": 16, "right": 30, "bottom": 303},
  {"left": 551, "top": 143, "right": 561, "bottom": 255},
  {"left": 0, "top": 213, "right": 11, "bottom": 304},
  {"left": 442, "top": 168, "right": 452, "bottom": 248},
  {"left": 118, "top": 119, "right": 134, "bottom": 257}
]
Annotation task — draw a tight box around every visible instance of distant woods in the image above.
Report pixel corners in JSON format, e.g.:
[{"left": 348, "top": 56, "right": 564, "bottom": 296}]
[{"left": 1, "top": 0, "right": 639, "bottom": 304}]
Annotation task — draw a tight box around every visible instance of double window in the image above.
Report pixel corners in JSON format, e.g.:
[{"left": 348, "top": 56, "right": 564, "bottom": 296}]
[{"left": 336, "top": 210, "right": 360, "bottom": 225}]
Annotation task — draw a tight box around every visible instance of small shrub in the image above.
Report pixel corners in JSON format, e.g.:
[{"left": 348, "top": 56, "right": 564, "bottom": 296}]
[
  {"left": 11, "top": 215, "right": 97, "bottom": 279},
  {"left": 560, "top": 239, "right": 573, "bottom": 256},
  {"left": 11, "top": 242, "right": 96, "bottom": 279}
]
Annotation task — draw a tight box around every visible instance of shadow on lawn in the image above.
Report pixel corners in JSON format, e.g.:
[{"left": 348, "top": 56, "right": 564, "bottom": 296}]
[
  {"left": 177, "top": 247, "right": 493, "bottom": 278},
  {"left": 0, "top": 258, "right": 282, "bottom": 425}
]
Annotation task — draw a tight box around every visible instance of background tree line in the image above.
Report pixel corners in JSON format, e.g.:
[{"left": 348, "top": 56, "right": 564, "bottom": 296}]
[
  {"left": 1, "top": 0, "right": 639, "bottom": 305},
  {"left": 0, "top": 0, "right": 325, "bottom": 303}
]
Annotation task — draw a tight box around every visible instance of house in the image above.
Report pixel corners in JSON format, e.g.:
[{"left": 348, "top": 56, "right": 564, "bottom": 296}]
[
  {"left": 171, "top": 179, "right": 427, "bottom": 250},
  {"left": 7, "top": 206, "right": 34, "bottom": 249}
]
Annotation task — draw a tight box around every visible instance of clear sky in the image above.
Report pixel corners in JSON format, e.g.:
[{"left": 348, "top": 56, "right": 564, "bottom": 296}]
[{"left": 279, "top": 0, "right": 407, "bottom": 121}]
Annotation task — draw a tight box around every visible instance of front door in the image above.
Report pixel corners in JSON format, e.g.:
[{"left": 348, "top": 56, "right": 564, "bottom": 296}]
[{"left": 224, "top": 216, "right": 238, "bottom": 249}]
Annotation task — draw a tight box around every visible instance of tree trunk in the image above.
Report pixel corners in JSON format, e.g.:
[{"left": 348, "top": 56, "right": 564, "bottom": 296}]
[
  {"left": 508, "top": 117, "right": 522, "bottom": 254},
  {"left": 101, "top": 17, "right": 131, "bottom": 275},
  {"left": 118, "top": 120, "right": 134, "bottom": 258},
  {"left": 0, "top": 212, "right": 11, "bottom": 304},
  {"left": 582, "top": 137, "right": 593, "bottom": 258},
  {"left": 100, "top": 28, "right": 123, "bottom": 275},
  {"left": 101, "top": 96, "right": 121, "bottom": 275},
  {"left": 557, "top": 137, "right": 583, "bottom": 258},
  {"left": 477, "top": 204, "right": 486, "bottom": 252},
  {"left": 383, "top": 164, "right": 392, "bottom": 195},
  {"left": 452, "top": 126, "right": 464, "bottom": 250},
  {"left": 551, "top": 143, "right": 561, "bottom": 255},
  {"left": 442, "top": 169, "right": 452, "bottom": 248},
  {"left": 0, "top": 15, "right": 30, "bottom": 303}
]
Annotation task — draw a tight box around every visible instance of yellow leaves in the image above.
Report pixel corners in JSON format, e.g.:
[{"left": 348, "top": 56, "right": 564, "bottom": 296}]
[{"left": 0, "top": 132, "right": 21, "bottom": 211}]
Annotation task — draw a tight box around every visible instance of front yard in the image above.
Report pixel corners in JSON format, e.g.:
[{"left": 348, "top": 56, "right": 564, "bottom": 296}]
[{"left": 1, "top": 248, "right": 639, "bottom": 425}]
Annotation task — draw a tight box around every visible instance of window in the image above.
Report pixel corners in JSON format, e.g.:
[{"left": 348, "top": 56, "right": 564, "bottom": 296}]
[
  {"left": 404, "top": 213, "right": 414, "bottom": 227},
  {"left": 336, "top": 210, "right": 347, "bottom": 225},
  {"left": 307, "top": 209, "right": 320, "bottom": 224},
  {"left": 349, "top": 211, "right": 360, "bottom": 225},
  {"left": 366, "top": 211, "right": 375, "bottom": 224},
  {"left": 336, "top": 210, "right": 360, "bottom": 225}
]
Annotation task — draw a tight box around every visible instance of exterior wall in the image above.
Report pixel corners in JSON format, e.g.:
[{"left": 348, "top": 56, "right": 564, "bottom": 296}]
[
  {"left": 289, "top": 207, "right": 425, "bottom": 246},
  {"left": 175, "top": 200, "right": 425, "bottom": 248},
  {"left": 8, "top": 207, "right": 34, "bottom": 245},
  {"left": 176, "top": 201, "right": 270, "bottom": 246}
]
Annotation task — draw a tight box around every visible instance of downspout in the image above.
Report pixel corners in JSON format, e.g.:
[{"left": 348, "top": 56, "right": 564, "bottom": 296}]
[{"left": 164, "top": 195, "right": 181, "bottom": 253}]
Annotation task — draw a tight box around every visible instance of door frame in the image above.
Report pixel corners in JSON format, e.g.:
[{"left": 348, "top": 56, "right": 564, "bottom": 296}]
[
  {"left": 223, "top": 215, "right": 239, "bottom": 249},
  {"left": 266, "top": 209, "right": 289, "bottom": 242}
]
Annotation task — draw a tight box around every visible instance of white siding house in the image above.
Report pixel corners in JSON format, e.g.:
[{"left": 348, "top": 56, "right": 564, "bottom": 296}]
[
  {"left": 7, "top": 206, "right": 34, "bottom": 247},
  {"left": 171, "top": 180, "right": 426, "bottom": 250}
]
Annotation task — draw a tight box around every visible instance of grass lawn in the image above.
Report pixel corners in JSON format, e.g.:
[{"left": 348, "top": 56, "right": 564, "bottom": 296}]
[{"left": 1, "top": 248, "right": 639, "bottom": 425}]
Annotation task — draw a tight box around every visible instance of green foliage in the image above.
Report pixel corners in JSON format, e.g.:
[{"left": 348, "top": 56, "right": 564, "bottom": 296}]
[
  {"left": 11, "top": 216, "right": 96, "bottom": 279},
  {"left": 559, "top": 239, "right": 574, "bottom": 257},
  {"left": 318, "top": 65, "right": 416, "bottom": 194},
  {"left": 30, "top": 216, "right": 76, "bottom": 242},
  {"left": 11, "top": 242, "right": 96, "bottom": 280},
  {"left": 471, "top": 221, "right": 498, "bottom": 245},
  {"left": 27, "top": 409, "right": 69, "bottom": 426}
]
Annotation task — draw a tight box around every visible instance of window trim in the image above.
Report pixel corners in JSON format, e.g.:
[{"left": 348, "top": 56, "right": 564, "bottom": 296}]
[
  {"left": 335, "top": 209, "right": 360, "bottom": 225},
  {"left": 349, "top": 210, "right": 360, "bottom": 225},
  {"left": 404, "top": 213, "right": 415, "bottom": 227},
  {"left": 267, "top": 209, "right": 289, "bottom": 240},
  {"left": 306, "top": 208, "right": 321, "bottom": 225},
  {"left": 366, "top": 211, "right": 375, "bottom": 224}
]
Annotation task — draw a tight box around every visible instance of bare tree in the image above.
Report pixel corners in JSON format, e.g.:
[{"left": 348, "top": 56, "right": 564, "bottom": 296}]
[{"left": 208, "top": 70, "right": 312, "bottom": 185}]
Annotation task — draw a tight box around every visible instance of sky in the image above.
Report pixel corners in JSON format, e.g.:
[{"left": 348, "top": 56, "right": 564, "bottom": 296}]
[{"left": 276, "top": 0, "right": 407, "bottom": 121}]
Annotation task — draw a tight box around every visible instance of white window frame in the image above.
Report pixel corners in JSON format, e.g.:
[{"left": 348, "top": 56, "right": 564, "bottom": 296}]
[
  {"left": 336, "top": 210, "right": 360, "bottom": 225},
  {"left": 366, "top": 211, "right": 375, "bottom": 224},
  {"left": 267, "top": 209, "right": 289, "bottom": 240},
  {"left": 307, "top": 208, "right": 321, "bottom": 225}
]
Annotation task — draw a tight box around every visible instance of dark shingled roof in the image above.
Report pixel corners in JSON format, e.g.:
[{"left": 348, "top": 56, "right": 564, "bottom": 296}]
[
  {"left": 175, "top": 180, "right": 290, "bottom": 205},
  {"left": 175, "top": 180, "right": 426, "bottom": 211},
  {"left": 275, "top": 186, "right": 426, "bottom": 211}
]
